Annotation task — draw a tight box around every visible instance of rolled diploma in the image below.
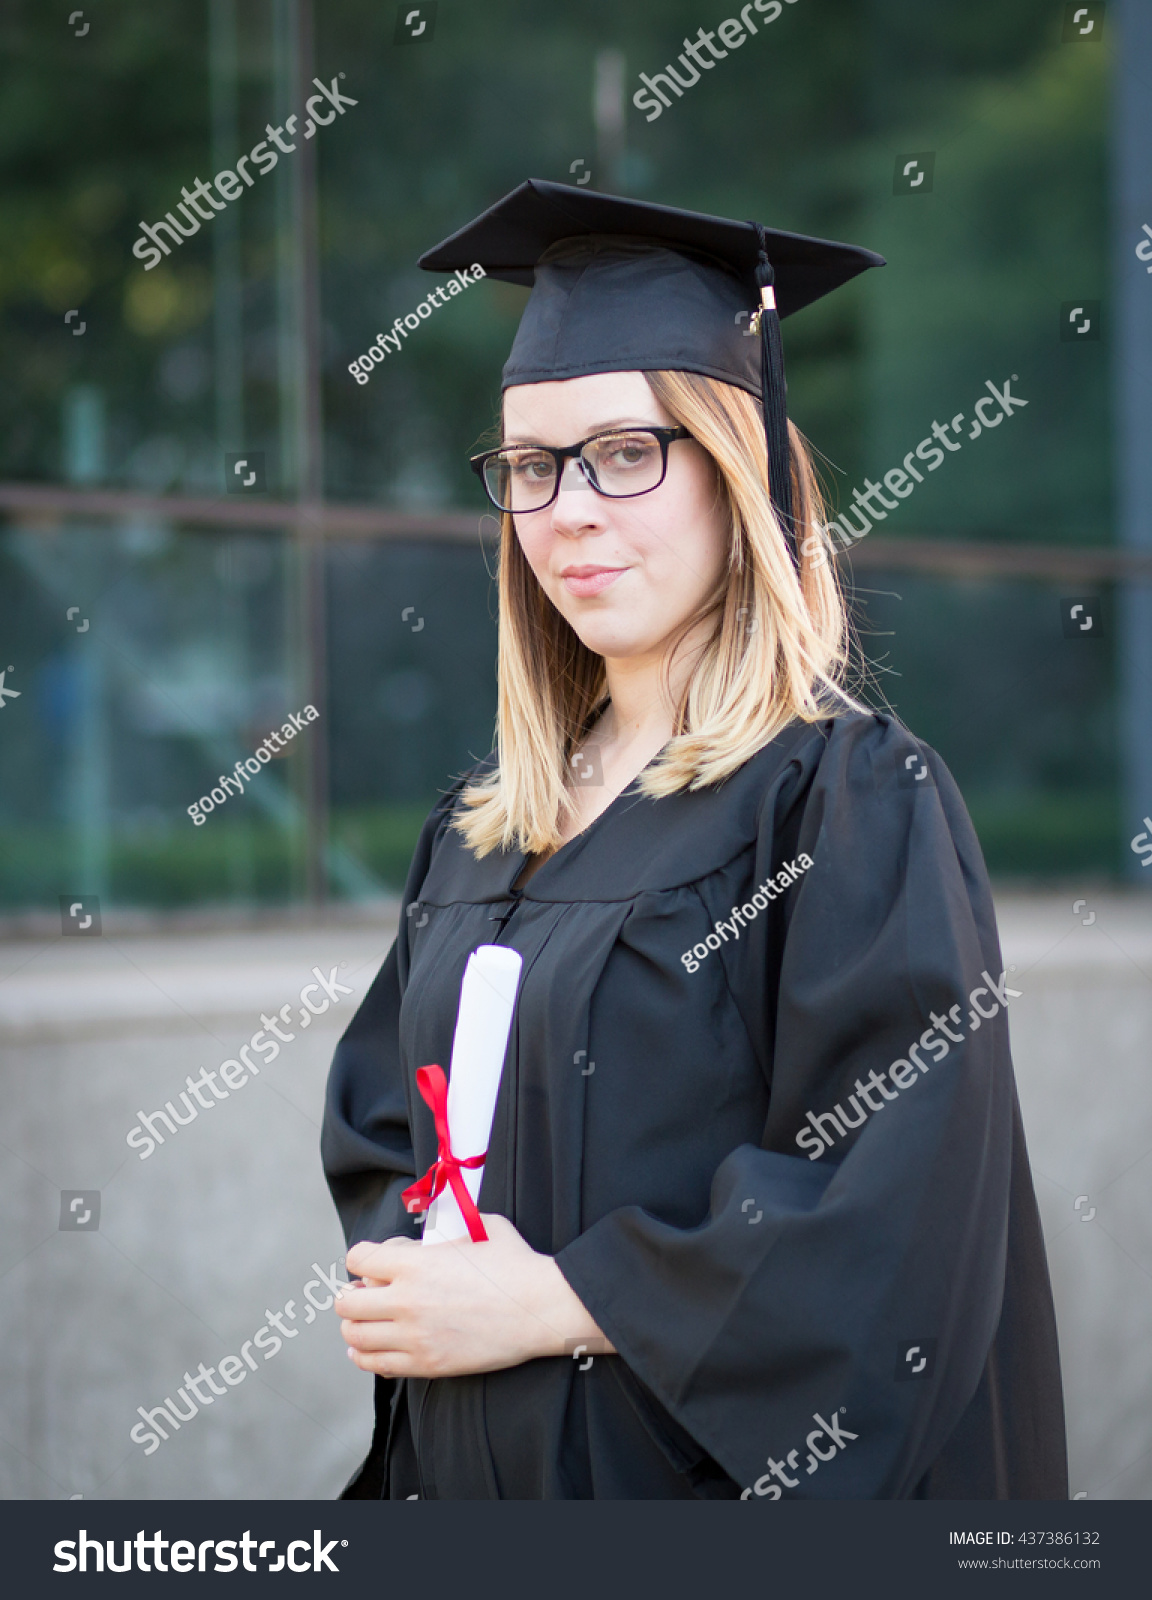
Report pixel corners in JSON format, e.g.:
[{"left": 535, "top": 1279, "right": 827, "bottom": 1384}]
[{"left": 421, "top": 943, "right": 522, "bottom": 1244}]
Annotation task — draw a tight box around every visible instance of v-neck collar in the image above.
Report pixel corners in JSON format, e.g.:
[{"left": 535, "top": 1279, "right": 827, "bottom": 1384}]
[
  {"left": 511, "top": 756, "right": 663, "bottom": 893},
  {"left": 417, "top": 719, "right": 821, "bottom": 907}
]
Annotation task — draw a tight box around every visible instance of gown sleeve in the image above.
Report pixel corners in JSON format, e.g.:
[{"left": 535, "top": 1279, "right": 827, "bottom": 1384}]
[
  {"left": 321, "top": 782, "right": 465, "bottom": 1251},
  {"left": 555, "top": 713, "right": 1043, "bottom": 1498},
  {"left": 321, "top": 783, "right": 474, "bottom": 1500}
]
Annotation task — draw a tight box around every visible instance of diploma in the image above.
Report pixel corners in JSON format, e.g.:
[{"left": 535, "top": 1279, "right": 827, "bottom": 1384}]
[{"left": 420, "top": 944, "right": 522, "bottom": 1245}]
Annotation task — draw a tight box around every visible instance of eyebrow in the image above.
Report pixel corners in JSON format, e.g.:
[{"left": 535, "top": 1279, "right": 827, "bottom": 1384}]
[{"left": 501, "top": 417, "right": 665, "bottom": 447}]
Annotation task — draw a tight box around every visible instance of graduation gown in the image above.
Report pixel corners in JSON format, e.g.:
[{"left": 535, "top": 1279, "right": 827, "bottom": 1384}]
[{"left": 321, "top": 711, "right": 1067, "bottom": 1500}]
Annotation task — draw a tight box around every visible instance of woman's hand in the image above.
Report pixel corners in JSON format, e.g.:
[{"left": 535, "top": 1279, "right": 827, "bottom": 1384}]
[{"left": 336, "top": 1214, "right": 615, "bottom": 1379}]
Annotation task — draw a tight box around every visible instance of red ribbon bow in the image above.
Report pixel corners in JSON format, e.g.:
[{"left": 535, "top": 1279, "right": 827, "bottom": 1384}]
[{"left": 401, "top": 1064, "right": 489, "bottom": 1243}]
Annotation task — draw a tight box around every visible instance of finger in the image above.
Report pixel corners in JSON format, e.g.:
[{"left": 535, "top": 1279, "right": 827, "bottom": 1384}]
[
  {"left": 329, "top": 1287, "right": 349, "bottom": 1315},
  {"left": 347, "top": 1346, "right": 421, "bottom": 1379},
  {"left": 346, "top": 1241, "right": 387, "bottom": 1277},
  {"left": 460, "top": 1212, "right": 533, "bottom": 1250},
  {"left": 341, "top": 1316, "right": 412, "bottom": 1355},
  {"left": 333, "top": 1285, "right": 396, "bottom": 1321},
  {"left": 347, "top": 1234, "right": 418, "bottom": 1263},
  {"left": 332, "top": 1273, "right": 384, "bottom": 1297},
  {"left": 474, "top": 1213, "right": 519, "bottom": 1242},
  {"left": 329, "top": 1279, "right": 359, "bottom": 1313},
  {"left": 346, "top": 1236, "right": 417, "bottom": 1279}
]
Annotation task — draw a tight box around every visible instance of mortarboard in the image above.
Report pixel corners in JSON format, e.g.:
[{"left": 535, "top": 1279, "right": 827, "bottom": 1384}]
[{"left": 418, "top": 179, "right": 884, "bottom": 566}]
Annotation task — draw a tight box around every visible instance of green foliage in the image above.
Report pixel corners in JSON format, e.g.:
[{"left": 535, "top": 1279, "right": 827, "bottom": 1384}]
[
  {"left": 329, "top": 804, "right": 432, "bottom": 889},
  {"left": 0, "top": 816, "right": 300, "bottom": 907},
  {"left": 865, "top": 36, "right": 1109, "bottom": 539},
  {"left": 967, "top": 790, "right": 1121, "bottom": 879},
  {"left": 0, "top": 804, "right": 428, "bottom": 907}
]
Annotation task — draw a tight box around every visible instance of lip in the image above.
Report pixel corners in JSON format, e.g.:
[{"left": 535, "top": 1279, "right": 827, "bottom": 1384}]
[{"left": 559, "top": 565, "right": 629, "bottom": 598}]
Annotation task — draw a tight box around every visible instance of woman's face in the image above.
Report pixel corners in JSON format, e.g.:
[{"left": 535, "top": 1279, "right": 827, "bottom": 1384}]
[{"left": 502, "top": 371, "right": 730, "bottom": 666}]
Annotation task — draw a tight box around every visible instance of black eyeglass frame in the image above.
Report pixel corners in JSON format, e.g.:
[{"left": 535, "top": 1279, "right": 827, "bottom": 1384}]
[{"left": 469, "top": 425, "right": 692, "bottom": 514}]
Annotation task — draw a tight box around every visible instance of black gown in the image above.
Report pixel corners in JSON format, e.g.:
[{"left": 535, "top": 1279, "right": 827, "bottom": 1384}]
[{"left": 321, "top": 711, "right": 1067, "bottom": 1500}]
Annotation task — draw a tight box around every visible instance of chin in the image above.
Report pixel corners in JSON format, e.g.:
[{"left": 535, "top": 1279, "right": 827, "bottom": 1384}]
[{"left": 565, "top": 619, "right": 657, "bottom": 660}]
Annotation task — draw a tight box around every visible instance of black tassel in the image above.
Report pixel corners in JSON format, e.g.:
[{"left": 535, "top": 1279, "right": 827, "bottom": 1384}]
[{"left": 748, "top": 222, "right": 797, "bottom": 570}]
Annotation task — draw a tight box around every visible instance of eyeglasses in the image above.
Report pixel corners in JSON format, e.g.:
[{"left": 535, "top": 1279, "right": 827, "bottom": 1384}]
[{"left": 470, "top": 425, "right": 692, "bottom": 515}]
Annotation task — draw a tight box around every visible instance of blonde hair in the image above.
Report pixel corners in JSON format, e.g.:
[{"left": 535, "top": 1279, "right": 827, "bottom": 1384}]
[{"left": 453, "top": 369, "right": 856, "bottom": 858}]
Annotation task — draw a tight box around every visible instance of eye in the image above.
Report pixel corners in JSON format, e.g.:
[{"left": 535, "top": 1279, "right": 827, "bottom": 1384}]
[
  {"left": 599, "top": 434, "right": 658, "bottom": 469},
  {"left": 506, "top": 451, "right": 554, "bottom": 481}
]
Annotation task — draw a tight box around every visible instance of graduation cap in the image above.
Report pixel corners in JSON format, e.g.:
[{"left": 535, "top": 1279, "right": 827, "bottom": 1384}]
[{"left": 418, "top": 179, "right": 884, "bottom": 566}]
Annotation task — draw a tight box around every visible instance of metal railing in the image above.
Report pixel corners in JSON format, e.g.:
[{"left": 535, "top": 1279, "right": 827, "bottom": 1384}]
[{"left": 3, "top": 480, "right": 1149, "bottom": 581}]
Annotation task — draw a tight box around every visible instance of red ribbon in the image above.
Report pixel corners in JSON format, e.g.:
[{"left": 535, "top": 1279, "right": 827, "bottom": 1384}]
[{"left": 401, "top": 1064, "right": 489, "bottom": 1243}]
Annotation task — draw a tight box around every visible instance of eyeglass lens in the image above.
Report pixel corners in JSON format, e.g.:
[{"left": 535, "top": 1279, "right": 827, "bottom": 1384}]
[{"left": 484, "top": 431, "right": 668, "bottom": 512}]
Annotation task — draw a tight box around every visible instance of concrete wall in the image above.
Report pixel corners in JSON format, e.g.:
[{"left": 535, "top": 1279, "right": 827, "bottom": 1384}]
[
  {"left": 995, "top": 893, "right": 1152, "bottom": 1502},
  {"left": 0, "top": 923, "right": 386, "bottom": 1500},
  {"left": 0, "top": 894, "right": 1148, "bottom": 1500}
]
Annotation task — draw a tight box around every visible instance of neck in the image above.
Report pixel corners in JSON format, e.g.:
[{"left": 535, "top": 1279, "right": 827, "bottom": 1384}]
[{"left": 597, "top": 617, "right": 709, "bottom": 757}]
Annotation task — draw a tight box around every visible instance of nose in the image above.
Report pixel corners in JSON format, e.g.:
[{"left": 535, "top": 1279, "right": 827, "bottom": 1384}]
[
  {"left": 549, "top": 454, "right": 606, "bottom": 538},
  {"left": 558, "top": 454, "right": 592, "bottom": 492}
]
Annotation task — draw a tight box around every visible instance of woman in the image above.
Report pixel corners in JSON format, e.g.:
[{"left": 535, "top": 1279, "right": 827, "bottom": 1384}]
[{"left": 321, "top": 180, "right": 1067, "bottom": 1500}]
